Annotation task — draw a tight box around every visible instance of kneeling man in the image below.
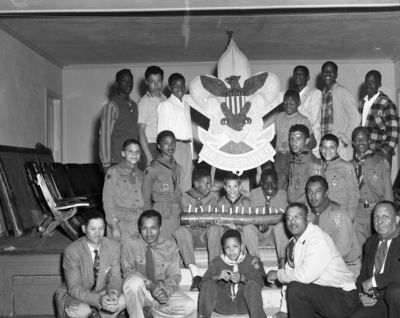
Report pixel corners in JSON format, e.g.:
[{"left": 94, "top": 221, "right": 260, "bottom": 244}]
[
  {"left": 350, "top": 201, "right": 400, "bottom": 318},
  {"left": 56, "top": 210, "right": 125, "bottom": 318},
  {"left": 267, "top": 203, "right": 358, "bottom": 318},
  {"left": 122, "top": 209, "right": 195, "bottom": 318}
]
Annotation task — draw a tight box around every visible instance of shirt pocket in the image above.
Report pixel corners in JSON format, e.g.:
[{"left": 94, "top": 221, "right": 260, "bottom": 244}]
[
  {"left": 157, "top": 171, "right": 172, "bottom": 192},
  {"left": 367, "top": 169, "right": 383, "bottom": 197},
  {"left": 369, "top": 109, "right": 385, "bottom": 130},
  {"left": 133, "top": 253, "right": 146, "bottom": 272},
  {"left": 329, "top": 173, "right": 346, "bottom": 200},
  {"left": 116, "top": 175, "right": 131, "bottom": 196}
]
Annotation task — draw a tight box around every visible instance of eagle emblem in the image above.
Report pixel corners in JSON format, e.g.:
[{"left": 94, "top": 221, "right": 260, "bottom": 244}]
[{"left": 200, "top": 73, "right": 268, "bottom": 131}]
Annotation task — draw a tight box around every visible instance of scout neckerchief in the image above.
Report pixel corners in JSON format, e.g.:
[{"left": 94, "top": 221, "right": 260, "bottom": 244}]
[
  {"left": 374, "top": 227, "right": 400, "bottom": 275},
  {"left": 225, "top": 194, "right": 242, "bottom": 208},
  {"left": 321, "top": 86, "right": 334, "bottom": 137},
  {"left": 155, "top": 158, "right": 177, "bottom": 190},
  {"left": 186, "top": 188, "right": 209, "bottom": 209},
  {"left": 322, "top": 155, "right": 340, "bottom": 171},
  {"left": 122, "top": 162, "right": 136, "bottom": 184},
  {"left": 353, "top": 150, "right": 374, "bottom": 190},
  {"left": 220, "top": 252, "right": 246, "bottom": 301},
  {"left": 311, "top": 198, "right": 331, "bottom": 226},
  {"left": 289, "top": 150, "right": 310, "bottom": 182},
  {"left": 262, "top": 188, "right": 278, "bottom": 209}
]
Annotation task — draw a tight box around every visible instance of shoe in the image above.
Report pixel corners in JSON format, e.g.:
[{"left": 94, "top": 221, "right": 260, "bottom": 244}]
[
  {"left": 90, "top": 308, "right": 101, "bottom": 318},
  {"left": 190, "top": 275, "right": 202, "bottom": 291}
]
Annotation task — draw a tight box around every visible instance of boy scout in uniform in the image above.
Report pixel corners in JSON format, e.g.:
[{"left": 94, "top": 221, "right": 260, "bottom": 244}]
[
  {"left": 306, "top": 175, "right": 362, "bottom": 280},
  {"left": 142, "top": 130, "right": 182, "bottom": 241},
  {"left": 320, "top": 134, "right": 360, "bottom": 221},
  {"left": 350, "top": 126, "right": 393, "bottom": 247},
  {"left": 250, "top": 169, "right": 289, "bottom": 268},
  {"left": 173, "top": 169, "right": 218, "bottom": 291},
  {"left": 287, "top": 124, "right": 323, "bottom": 208}
]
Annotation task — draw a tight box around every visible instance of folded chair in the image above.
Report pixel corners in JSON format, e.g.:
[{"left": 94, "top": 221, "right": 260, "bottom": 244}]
[{"left": 25, "top": 161, "right": 89, "bottom": 242}]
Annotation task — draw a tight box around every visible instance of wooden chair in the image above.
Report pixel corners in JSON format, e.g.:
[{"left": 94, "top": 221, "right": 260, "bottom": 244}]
[{"left": 25, "top": 161, "right": 89, "bottom": 242}]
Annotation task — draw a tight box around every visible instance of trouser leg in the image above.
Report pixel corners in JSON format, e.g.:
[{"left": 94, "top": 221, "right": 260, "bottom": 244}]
[
  {"left": 123, "top": 275, "right": 155, "bottom": 318},
  {"left": 205, "top": 225, "right": 225, "bottom": 262},
  {"left": 241, "top": 281, "right": 266, "bottom": 318},
  {"left": 348, "top": 299, "right": 387, "bottom": 318},
  {"left": 174, "top": 142, "right": 193, "bottom": 192},
  {"left": 275, "top": 153, "right": 291, "bottom": 191},
  {"left": 152, "top": 288, "right": 195, "bottom": 318},
  {"left": 355, "top": 204, "right": 373, "bottom": 249},
  {"left": 173, "top": 226, "right": 204, "bottom": 266},
  {"left": 199, "top": 280, "right": 235, "bottom": 318},
  {"left": 287, "top": 281, "right": 358, "bottom": 318},
  {"left": 385, "top": 282, "right": 400, "bottom": 318},
  {"left": 272, "top": 222, "right": 291, "bottom": 262}
]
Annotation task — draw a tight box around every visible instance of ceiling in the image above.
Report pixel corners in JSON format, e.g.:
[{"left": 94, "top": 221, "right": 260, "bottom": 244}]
[{"left": 1, "top": 9, "right": 400, "bottom": 66}]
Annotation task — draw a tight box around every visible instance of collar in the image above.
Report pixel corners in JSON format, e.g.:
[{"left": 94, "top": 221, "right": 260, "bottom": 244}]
[
  {"left": 299, "top": 85, "right": 308, "bottom": 97},
  {"left": 311, "top": 198, "right": 331, "bottom": 216},
  {"left": 323, "top": 155, "right": 340, "bottom": 168},
  {"left": 146, "top": 90, "right": 164, "bottom": 100},
  {"left": 284, "top": 111, "right": 300, "bottom": 118},
  {"left": 187, "top": 188, "right": 208, "bottom": 200},
  {"left": 295, "top": 223, "right": 314, "bottom": 244},
  {"left": 86, "top": 239, "right": 101, "bottom": 254},
  {"left": 364, "top": 91, "right": 381, "bottom": 103},
  {"left": 139, "top": 235, "right": 160, "bottom": 248},
  {"left": 220, "top": 252, "right": 246, "bottom": 266},
  {"left": 354, "top": 150, "right": 373, "bottom": 161},
  {"left": 155, "top": 154, "right": 177, "bottom": 170},
  {"left": 262, "top": 188, "right": 278, "bottom": 201},
  {"left": 225, "top": 194, "right": 242, "bottom": 205},
  {"left": 121, "top": 162, "right": 136, "bottom": 170},
  {"left": 378, "top": 227, "right": 400, "bottom": 242},
  {"left": 169, "top": 94, "right": 184, "bottom": 104}
]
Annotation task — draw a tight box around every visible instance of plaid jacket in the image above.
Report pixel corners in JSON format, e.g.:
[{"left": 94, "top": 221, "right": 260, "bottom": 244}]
[{"left": 359, "top": 92, "right": 399, "bottom": 155}]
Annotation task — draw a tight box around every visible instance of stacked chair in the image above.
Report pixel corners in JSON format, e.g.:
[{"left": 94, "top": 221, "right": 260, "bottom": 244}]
[{"left": 25, "top": 161, "right": 104, "bottom": 242}]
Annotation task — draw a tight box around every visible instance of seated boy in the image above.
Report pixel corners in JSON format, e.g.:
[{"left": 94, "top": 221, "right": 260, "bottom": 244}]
[
  {"left": 273, "top": 89, "right": 316, "bottom": 190},
  {"left": 142, "top": 130, "right": 182, "bottom": 240},
  {"left": 249, "top": 169, "right": 289, "bottom": 268},
  {"left": 320, "top": 134, "right": 360, "bottom": 221},
  {"left": 198, "top": 229, "right": 266, "bottom": 318},
  {"left": 173, "top": 169, "right": 218, "bottom": 291},
  {"left": 287, "top": 124, "right": 323, "bottom": 208},
  {"left": 158, "top": 73, "right": 193, "bottom": 192},
  {"left": 216, "top": 173, "right": 266, "bottom": 259},
  {"left": 350, "top": 126, "right": 393, "bottom": 247}
]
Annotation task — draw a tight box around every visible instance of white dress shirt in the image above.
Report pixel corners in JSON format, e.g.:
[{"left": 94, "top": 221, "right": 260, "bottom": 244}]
[
  {"left": 87, "top": 243, "right": 100, "bottom": 263},
  {"left": 157, "top": 94, "right": 192, "bottom": 140},
  {"left": 362, "top": 92, "right": 380, "bottom": 126}
]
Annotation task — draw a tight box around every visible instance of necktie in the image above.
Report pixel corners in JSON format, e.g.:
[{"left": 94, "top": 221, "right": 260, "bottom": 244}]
[
  {"left": 353, "top": 152, "right": 374, "bottom": 190},
  {"left": 146, "top": 244, "right": 156, "bottom": 283},
  {"left": 92, "top": 250, "right": 100, "bottom": 290},
  {"left": 129, "top": 167, "right": 136, "bottom": 184},
  {"left": 374, "top": 240, "right": 388, "bottom": 275},
  {"left": 287, "top": 240, "right": 295, "bottom": 268}
]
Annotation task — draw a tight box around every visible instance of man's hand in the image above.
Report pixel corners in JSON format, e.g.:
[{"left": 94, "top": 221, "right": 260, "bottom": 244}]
[
  {"left": 230, "top": 272, "right": 241, "bottom": 284},
  {"left": 273, "top": 311, "right": 288, "bottom": 318},
  {"left": 362, "top": 278, "right": 374, "bottom": 295},
  {"left": 257, "top": 224, "right": 268, "bottom": 233},
  {"left": 267, "top": 270, "right": 278, "bottom": 284},
  {"left": 103, "top": 166, "right": 110, "bottom": 175},
  {"left": 150, "top": 282, "right": 169, "bottom": 304},
  {"left": 359, "top": 293, "right": 377, "bottom": 307},
  {"left": 215, "top": 219, "right": 236, "bottom": 229},
  {"left": 278, "top": 257, "right": 286, "bottom": 269},
  {"left": 100, "top": 294, "right": 118, "bottom": 313},
  {"left": 215, "top": 270, "right": 231, "bottom": 282}
]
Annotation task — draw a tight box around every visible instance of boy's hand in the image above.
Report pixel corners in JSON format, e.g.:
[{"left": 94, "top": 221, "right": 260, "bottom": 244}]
[
  {"left": 230, "top": 272, "right": 241, "bottom": 283},
  {"left": 267, "top": 270, "right": 278, "bottom": 284},
  {"left": 215, "top": 218, "right": 224, "bottom": 226},
  {"left": 111, "top": 224, "right": 122, "bottom": 242},
  {"left": 224, "top": 221, "right": 237, "bottom": 230},
  {"left": 216, "top": 270, "right": 231, "bottom": 281}
]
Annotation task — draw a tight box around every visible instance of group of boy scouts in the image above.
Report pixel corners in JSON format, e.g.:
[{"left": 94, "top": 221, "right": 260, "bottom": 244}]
[{"left": 56, "top": 62, "right": 400, "bottom": 318}]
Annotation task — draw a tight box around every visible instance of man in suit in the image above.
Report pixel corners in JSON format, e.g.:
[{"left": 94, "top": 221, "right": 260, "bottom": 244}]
[
  {"left": 267, "top": 202, "right": 358, "bottom": 318},
  {"left": 293, "top": 65, "right": 322, "bottom": 158},
  {"left": 56, "top": 210, "right": 125, "bottom": 318},
  {"left": 350, "top": 201, "right": 400, "bottom": 318}
]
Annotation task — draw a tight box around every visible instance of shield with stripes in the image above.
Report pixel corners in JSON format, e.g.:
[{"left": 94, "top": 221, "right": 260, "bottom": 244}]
[{"left": 225, "top": 91, "right": 246, "bottom": 115}]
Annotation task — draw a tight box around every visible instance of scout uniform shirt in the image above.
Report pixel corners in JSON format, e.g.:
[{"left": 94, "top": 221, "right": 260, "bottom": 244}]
[
  {"left": 310, "top": 199, "right": 361, "bottom": 264},
  {"left": 216, "top": 194, "right": 251, "bottom": 214},
  {"left": 103, "top": 162, "right": 144, "bottom": 227},
  {"left": 249, "top": 187, "right": 288, "bottom": 214},
  {"left": 350, "top": 153, "right": 393, "bottom": 205},
  {"left": 182, "top": 189, "right": 217, "bottom": 213},
  {"left": 322, "top": 156, "right": 360, "bottom": 221},
  {"left": 142, "top": 154, "right": 182, "bottom": 219},
  {"left": 288, "top": 150, "right": 323, "bottom": 206}
]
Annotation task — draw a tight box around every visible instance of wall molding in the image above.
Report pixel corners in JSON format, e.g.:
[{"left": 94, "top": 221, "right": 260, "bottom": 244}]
[{"left": 0, "top": 22, "right": 64, "bottom": 69}]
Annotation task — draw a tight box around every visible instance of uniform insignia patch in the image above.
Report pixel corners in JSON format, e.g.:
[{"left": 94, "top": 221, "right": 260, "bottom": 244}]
[
  {"left": 162, "top": 183, "right": 170, "bottom": 191},
  {"left": 107, "top": 174, "right": 111, "bottom": 179},
  {"left": 251, "top": 257, "right": 260, "bottom": 269},
  {"left": 373, "top": 174, "right": 378, "bottom": 180},
  {"left": 332, "top": 179, "right": 337, "bottom": 187},
  {"left": 295, "top": 179, "right": 300, "bottom": 189},
  {"left": 333, "top": 214, "right": 342, "bottom": 226},
  {"left": 145, "top": 169, "right": 149, "bottom": 175},
  {"left": 344, "top": 165, "right": 353, "bottom": 174}
]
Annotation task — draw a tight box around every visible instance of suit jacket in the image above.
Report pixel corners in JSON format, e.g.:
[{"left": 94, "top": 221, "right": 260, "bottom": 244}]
[
  {"left": 356, "top": 234, "right": 400, "bottom": 298},
  {"left": 55, "top": 237, "right": 122, "bottom": 318}
]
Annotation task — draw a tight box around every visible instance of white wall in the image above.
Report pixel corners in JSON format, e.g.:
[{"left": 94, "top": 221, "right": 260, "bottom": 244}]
[
  {"left": 63, "top": 59, "right": 396, "bottom": 166},
  {"left": 0, "top": 28, "right": 62, "bottom": 148}
]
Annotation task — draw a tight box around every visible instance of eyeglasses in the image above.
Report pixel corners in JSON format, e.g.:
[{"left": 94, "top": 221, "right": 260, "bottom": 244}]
[{"left": 285, "top": 214, "right": 304, "bottom": 222}]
